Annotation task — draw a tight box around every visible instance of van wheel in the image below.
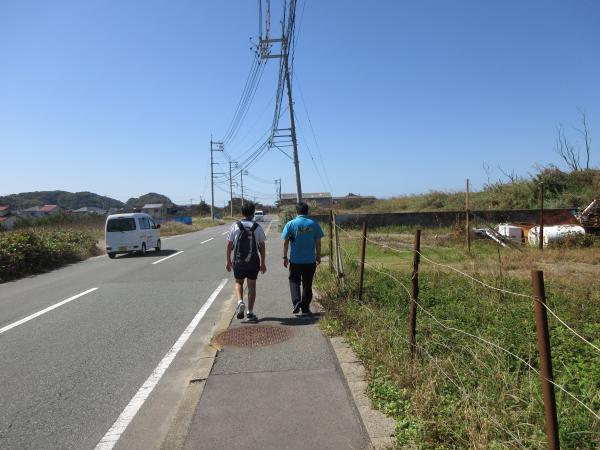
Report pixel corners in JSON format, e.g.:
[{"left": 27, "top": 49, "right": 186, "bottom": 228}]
[
  {"left": 108, "top": 252, "right": 116, "bottom": 259},
  {"left": 141, "top": 243, "right": 147, "bottom": 255},
  {"left": 155, "top": 239, "right": 161, "bottom": 252}
]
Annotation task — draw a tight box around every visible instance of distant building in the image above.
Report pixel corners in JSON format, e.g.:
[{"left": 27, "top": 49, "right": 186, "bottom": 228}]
[
  {"left": 333, "top": 193, "right": 377, "bottom": 206},
  {"left": 73, "top": 206, "right": 107, "bottom": 215},
  {"left": 142, "top": 203, "right": 166, "bottom": 220},
  {"left": 279, "top": 192, "right": 333, "bottom": 207},
  {"left": 20, "top": 206, "right": 43, "bottom": 218},
  {"left": 0, "top": 205, "right": 16, "bottom": 229},
  {"left": 39, "top": 205, "right": 61, "bottom": 215},
  {"left": 19, "top": 204, "right": 62, "bottom": 219}
]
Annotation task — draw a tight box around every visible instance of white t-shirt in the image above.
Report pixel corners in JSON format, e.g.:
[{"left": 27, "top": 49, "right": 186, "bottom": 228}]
[{"left": 226, "top": 219, "right": 267, "bottom": 244}]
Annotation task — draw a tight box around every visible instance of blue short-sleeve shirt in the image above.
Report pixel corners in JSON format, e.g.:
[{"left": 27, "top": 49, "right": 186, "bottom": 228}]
[{"left": 281, "top": 215, "right": 324, "bottom": 264}]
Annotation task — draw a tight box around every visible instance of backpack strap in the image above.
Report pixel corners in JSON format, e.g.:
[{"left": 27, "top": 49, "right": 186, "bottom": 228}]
[
  {"left": 250, "top": 222, "right": 259, "bottom": 232},
  {"left": 236, "top": 221, "right": 245, "bottom": 231}
]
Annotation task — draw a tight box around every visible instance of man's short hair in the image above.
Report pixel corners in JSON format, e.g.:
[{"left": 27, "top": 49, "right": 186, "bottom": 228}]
[
  {"left": 296, "top": 202, "right": 309, "bottom": 215},
  {"left": 241, "top": 203, "right": 256, "bottom": 219}
]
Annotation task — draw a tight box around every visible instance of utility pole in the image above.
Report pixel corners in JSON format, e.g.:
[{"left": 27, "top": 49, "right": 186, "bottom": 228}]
[
  {"left": 284, "top": 49, "right": 302, "bottom": 203},
  {"left": 258, "top": 0, "right": 303, "bottom": 203},
  {"left": 240, "top": 169, "right": 248, "bottom": 207},
  {"left": 275, "top": 178, "right": 282, "bottom": 202},
  {"left": 210, "top": 138, "right": 224, "bottom": 220},
  {"left": 229, "top": 161, "right": 236, "bottom": 218}
]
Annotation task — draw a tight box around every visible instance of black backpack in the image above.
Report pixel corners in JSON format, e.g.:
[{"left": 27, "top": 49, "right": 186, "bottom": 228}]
[{"left": 232, "top": 221, "right": 260, "bottom": 270}]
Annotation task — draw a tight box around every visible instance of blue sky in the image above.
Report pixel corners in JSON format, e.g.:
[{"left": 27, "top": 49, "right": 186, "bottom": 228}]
[{"left": 1, "top": 0, "right": 599, "bottom": 206}]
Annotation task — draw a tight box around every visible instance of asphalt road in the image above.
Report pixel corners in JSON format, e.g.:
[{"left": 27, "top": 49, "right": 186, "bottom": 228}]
[{"left": 0, "top": 220, "right": 253, "bottom": 449}]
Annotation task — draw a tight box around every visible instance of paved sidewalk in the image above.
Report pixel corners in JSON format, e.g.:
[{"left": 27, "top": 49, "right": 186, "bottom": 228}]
[{"left": 183, "top": 247, "right": 369, "bottom": 449}]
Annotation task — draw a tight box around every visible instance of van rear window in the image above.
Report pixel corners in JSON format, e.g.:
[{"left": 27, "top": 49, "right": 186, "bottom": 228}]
[{"left": 107, "top": 218, "right": 136, "bottom": 232}]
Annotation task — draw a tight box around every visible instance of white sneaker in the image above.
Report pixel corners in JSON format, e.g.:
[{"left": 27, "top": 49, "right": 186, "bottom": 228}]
[{"left": 236, "top": 302, "right": 246, "bottom": 319}]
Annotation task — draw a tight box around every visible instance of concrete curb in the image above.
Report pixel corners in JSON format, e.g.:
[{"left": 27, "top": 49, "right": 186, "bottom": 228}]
[
  {"left": 328, "top": 336, "right": 397, "bottom": 450},
  {"left": 160, "top": 293, "right": 237, "bottom": 450}
]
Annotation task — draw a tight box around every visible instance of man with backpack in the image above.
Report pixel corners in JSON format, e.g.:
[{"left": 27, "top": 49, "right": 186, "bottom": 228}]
[
  {"left": 281, "top": 202, "right": 324, "bottom": 315},
  {"left": 226, "top": 203, "right": 267, "bottom": 322}
]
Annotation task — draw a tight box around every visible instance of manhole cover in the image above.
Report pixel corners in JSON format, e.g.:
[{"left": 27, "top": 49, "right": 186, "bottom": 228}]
[{"left": 214, "top": 325, "right": 293, "bottom": 347}]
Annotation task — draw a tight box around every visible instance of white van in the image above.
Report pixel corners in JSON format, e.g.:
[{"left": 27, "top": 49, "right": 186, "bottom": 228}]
[
  {"left": 254, "top": 210, "right": 264, "bottom": 222},
  {"left": 105, "top": 213, "right": 161, "bottom": 259}
]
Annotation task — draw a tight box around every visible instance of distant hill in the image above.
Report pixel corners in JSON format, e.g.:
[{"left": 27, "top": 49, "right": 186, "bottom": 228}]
[
  {"left": 0, "top": 191, "right": 125, "bottom": 210},
  {"left": 125, "top": 193, "right": 174, "bottom": 210}
]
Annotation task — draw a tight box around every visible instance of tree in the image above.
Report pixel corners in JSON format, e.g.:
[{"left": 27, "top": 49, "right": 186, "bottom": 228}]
[
  {"left": 555, "top": 109, "right": 593, "bottom": 171},
  {"left": 555, "top": 124, "right": 581, "bottom": 171}
]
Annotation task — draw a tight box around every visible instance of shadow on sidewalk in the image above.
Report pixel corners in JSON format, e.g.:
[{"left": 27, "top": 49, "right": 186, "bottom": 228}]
[{"left": 257, "top": 313, "right": 321, "bottom": 326}]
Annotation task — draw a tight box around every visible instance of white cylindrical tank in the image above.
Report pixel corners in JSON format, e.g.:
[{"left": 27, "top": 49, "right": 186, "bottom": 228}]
[
  {"left": 528, "top": 225, "right": 585, "bottom": 247},
  {"left": 496, "top": 224, "right": 523, "bottom": 245}
]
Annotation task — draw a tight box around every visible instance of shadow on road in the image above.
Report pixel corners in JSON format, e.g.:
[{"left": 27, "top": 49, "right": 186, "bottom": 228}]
[
  {"left": 115, "top": 249, "right": 180, "bottom": 259},
  {"left": 256, "top": 313, "right": 321, "bottom": 326}
]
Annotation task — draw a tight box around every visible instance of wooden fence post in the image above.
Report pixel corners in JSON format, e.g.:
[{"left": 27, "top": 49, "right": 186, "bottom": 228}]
[
  {"left": 466, "top": 179, "right": 471, "bottom": 254},
  {"left": 408, "top": 229, "right": 421, "bottom": 356},
  {"left": 329, "top": 210, "right": 334, "bottom": 273},
  {"left": 358, "top": 221, "right": 368, "bottom": 301},
  {"left": 531, "top": 270, "right": 560, "bottom": 450},
  {"left": 539, "top": 182, "right": 545, "bottom": 251}
]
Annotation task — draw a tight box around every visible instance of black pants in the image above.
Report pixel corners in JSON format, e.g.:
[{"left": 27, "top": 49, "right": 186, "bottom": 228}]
[{"left": 288, "top": 262, "right": 317, "bottom": 311}]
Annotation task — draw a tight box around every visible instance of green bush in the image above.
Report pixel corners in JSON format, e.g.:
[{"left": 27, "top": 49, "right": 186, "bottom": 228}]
[{"left": 0, "top": 229, "right": 100, "bottom": 282}]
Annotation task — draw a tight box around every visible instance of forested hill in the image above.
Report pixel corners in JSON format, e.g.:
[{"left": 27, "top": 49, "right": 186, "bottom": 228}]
[
  {"left": 0, "top": 191, "right": 125, "bottom": 210},
  {"left": 0, "top": 191, "right": 175, "bottom": 210},
  {"left": 125, "top": 193, "right": 173, "bottom": 209}
]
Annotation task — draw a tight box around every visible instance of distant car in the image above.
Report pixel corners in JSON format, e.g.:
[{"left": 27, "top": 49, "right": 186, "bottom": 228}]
[
  {"left": 105, "top": 213, "right": 161, "bottom": 259},
  {"left": 253, "top": 210, "right": 264, "bottom": 222}
]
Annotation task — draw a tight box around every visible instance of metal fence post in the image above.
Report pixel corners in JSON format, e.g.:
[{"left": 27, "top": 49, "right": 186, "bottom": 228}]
[
  {"left": 329, "top": 210, "right": 334, "bottom": 273},
  {"left": 358, "top": 221, "right": 368, "bottom": 301},
  {"left": 531, "top": 270, "right": 560, "bottom": 450},
  {"left": 408, "top": 229, "right": 421, "bottom": 356}
]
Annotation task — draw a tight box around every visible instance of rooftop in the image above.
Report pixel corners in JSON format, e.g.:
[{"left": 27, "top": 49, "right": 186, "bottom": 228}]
[
  {"left": 280, "top": 192, "right": 331, "bottom": 200},
  {"left": 142, "top": 203, "right": 164, "bottom": 209}
]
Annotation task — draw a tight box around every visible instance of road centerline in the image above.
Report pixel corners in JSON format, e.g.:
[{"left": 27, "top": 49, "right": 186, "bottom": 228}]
[
  {"left": 201, "top": 238, "right": 214, "bottom": 244},
  {"left": 95, "top": 278, "right": 229, "bottom": 450},
  {"left": 152, "top": 251, "right": 184, "bottom": 265},
  {"left": 0, "top": 287, "right": 99, "bottom": 335}
]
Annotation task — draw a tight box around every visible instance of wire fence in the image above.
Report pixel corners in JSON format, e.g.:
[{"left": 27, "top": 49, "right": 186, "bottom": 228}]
[{"left": 325, "top": 217, "right": 600, "bottom": 448}]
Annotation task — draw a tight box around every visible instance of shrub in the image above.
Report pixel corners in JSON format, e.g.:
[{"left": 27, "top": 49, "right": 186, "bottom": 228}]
[{"left": 0, "top": 229, "right": 100, "bottom": 282}]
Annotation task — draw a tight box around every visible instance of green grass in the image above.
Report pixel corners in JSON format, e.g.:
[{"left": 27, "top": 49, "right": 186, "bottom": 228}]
[{"left": 317, "top": 231, "right": 600, "bottom": 448}]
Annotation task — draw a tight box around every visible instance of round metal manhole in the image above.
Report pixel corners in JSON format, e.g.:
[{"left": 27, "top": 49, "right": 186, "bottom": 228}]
[{"left": 214, "top": 325, "right": 293, "bottom": 347}]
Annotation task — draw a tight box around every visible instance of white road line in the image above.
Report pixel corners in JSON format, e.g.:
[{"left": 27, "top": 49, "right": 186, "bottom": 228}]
[
  {"left": 95, "top": 279, "right": 229, "bottom": 450},
  {"left": 151, "top": 250, "right": 184, "bottom": 265},
  {"left": 201, "top": 238, "right": 214, "bottom": 244},
  {"left": 221, "top": 231, "right": 228, "bottom": 236},
  {"left": 265, "top": 220, "right": 274, "bottom": 235},
  {"left": 0, "top": 288, "right": 99, "bottom": 335}
]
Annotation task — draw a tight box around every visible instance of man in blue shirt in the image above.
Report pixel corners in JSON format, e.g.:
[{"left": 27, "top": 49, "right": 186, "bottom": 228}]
[{"left": 281, "top": 202, "right": 324, "bottom": 315}]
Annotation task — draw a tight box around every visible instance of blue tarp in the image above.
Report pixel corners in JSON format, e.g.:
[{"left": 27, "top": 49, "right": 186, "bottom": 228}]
[{"left": 170, "top": 216, "right": 192, "bottom": 225}]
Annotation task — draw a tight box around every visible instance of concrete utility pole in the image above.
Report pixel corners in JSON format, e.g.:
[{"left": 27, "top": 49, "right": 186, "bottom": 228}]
[
  {"left": 210, "top": 138, "right": 224, "bottom": 220},
  {"left": 240, "top": 170, "right": 248, "bottom": 207},
  {"left": 275, "top": 178, "right": 282, "bottom": 202},
  {"left": 229, "top": 161, "right": 235, "bottom": 217},
  {"left": 258, "top": 0, "right": 303, "bottom": 203}
]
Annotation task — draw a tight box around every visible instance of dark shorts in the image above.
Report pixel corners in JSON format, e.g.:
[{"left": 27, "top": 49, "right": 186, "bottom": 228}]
[{"left": 233, "top": 265, "right": 260, "bottom": 280}]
